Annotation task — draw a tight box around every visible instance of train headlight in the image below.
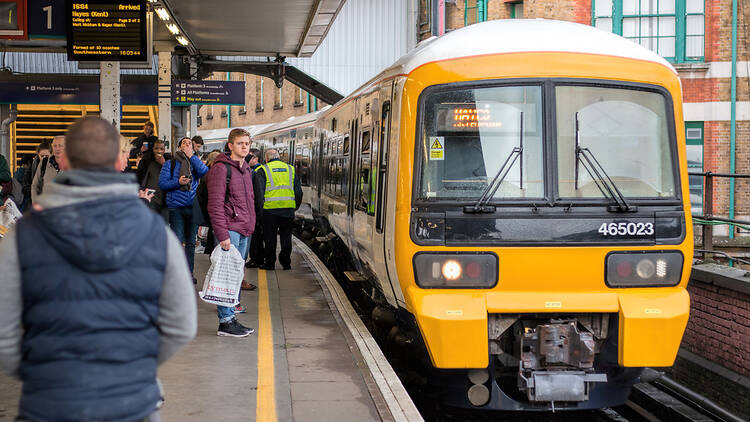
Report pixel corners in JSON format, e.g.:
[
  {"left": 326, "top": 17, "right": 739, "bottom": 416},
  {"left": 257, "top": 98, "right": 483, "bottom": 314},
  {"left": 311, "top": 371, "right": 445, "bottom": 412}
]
[
  {"left": 414, "top": 253, "right": 498, "bottom": 288},
  {"left": 605, "top": 251, "right": 683, "bottom": 287},
  {"left": 442, "top": 260, "right": 462, "bottom": 280}
]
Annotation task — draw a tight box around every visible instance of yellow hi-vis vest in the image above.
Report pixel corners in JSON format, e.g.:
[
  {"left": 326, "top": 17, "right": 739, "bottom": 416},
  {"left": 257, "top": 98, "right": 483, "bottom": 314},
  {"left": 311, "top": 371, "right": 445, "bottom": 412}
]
[{"left": 261, "top": 160, "right": 296, "bottom": 210}]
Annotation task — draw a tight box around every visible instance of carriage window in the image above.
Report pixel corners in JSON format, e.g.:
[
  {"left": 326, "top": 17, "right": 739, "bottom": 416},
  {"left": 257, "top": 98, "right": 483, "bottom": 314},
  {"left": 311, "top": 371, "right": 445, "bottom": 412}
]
[
  {"left": 355, "top": 131, "right": 373, "bottom": 212},
  {"left": 295, "top": 146, "right": 310, "bottom": 186},
  {"left": 556, "top": 85, "right": 676, "bottom": 199},
  {"left": 361, "top": 130, "right": 371, "bottom": 152},
  {"left": 418, "top": 85, "right": 544, "bottom": 200}
]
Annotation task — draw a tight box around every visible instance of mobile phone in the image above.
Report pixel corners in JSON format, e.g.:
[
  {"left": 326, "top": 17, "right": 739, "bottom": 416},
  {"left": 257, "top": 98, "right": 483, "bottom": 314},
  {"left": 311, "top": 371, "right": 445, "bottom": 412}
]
[
  {"left": 143, "top": 142, "right": 149, "bottom": 148},
  {"left": 146, "top": 189, "right": 155, "bottom": 195}
]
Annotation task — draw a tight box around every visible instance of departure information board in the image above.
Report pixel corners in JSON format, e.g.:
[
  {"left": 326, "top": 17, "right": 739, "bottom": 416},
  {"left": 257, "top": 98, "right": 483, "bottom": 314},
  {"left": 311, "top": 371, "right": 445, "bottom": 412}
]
[{"left": 66, "top": 0, "right": 146, "bottom": 61}]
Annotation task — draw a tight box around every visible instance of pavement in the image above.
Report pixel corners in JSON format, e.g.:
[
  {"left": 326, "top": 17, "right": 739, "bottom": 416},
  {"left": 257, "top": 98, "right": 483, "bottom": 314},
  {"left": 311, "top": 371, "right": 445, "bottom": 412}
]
[{"left": 0, "top": 247, "right": 380, "bottom": 422}]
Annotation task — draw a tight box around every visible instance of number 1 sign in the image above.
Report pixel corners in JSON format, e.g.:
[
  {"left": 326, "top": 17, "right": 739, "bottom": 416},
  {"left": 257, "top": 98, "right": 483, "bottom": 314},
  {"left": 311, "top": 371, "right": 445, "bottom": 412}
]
[
  {"left": 28, "top": 0, "right": 65, "bottom": 39},
  {"left": 0, "top": 0, "right": 26, "bottom": 39}
]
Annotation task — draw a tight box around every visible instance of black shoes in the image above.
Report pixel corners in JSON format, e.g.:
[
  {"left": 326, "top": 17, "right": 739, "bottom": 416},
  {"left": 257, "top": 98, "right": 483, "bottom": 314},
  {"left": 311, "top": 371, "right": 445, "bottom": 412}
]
[
  {"left": 282, "top": 264, "right": 291, "bottom": 270},
  {"left": 217, "top": 320, "right": 255, "bottom": 337},
  {"left": 245, "top": 261, "right": 260, "bottom": 268}
]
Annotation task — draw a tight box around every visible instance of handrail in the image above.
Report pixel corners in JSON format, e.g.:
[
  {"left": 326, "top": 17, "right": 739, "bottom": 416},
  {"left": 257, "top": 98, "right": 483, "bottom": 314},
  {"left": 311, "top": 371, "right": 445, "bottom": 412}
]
[
  {"left": 688, "top": 171, "right": 750, "bottom": 179},
  {"left": 694, "top": 249, "right": 750, "bottom": 266},
  {"left": 687, "top": 171, "right": 750, "bottom": 264}
]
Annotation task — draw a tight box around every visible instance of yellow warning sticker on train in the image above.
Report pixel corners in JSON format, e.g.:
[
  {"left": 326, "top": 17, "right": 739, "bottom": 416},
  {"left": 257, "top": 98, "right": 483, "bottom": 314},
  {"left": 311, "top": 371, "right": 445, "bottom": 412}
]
[
  {"left": 545, "top": 301, "right": 562, "bottom": 309},
  {"left": 429, "top": 137, "right": 444, "bottom": 161}
]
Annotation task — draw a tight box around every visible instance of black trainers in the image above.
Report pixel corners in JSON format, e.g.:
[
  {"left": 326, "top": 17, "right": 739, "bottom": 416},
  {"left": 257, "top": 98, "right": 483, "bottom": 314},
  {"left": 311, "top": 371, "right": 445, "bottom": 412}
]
[
  {"left": 234, "top": 320, "right": 255, "bottom": 335},
  {"left": 217, "top": 320, "right": 253, "bottom": 337}
]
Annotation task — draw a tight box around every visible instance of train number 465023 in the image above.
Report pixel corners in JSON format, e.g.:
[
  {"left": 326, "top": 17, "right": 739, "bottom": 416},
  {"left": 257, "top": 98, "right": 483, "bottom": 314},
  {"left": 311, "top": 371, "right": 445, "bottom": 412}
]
[{"left": 598, "top": 222, "right": 654, "bottom": 236}]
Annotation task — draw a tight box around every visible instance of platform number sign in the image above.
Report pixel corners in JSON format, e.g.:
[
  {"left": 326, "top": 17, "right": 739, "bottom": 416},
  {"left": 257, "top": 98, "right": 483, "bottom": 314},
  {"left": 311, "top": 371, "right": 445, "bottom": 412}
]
[
  {"left": 0, "top": 0, "right": 27, "bottom": 39},
  {"left": 28, "top": 0, "right": 66, "bottom": 38}
]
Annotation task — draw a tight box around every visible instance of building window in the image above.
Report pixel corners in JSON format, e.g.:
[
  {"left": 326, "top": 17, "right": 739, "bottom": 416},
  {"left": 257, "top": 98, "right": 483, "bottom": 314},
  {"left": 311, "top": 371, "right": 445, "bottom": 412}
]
[
  {"left": 274, "top": 85, "right": 283, "bottom": 109},
  {"left": 256, "top": 76, "right": 264, "bottom": 112},
  {"left": 510, "top": 2, "right": 523, "bottom": 19},
  {"left": 593, "top": 0, "right": 704, "bottom": 62},
  {"left": 295, "top": 87, "right": 304, "bottom": 107},
  {"left": 240, "top": 73, "right": 247, "bottom": 114},
  {"left": 464, "top": 0, "right": 487, "bottom": 26},
  {"left": 685, "top": 121, "right": 704, "bottom": 214}
]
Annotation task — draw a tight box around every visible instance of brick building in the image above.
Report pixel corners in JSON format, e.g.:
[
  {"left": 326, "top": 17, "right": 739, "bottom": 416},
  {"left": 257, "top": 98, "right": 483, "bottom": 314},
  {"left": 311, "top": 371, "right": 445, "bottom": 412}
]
[
  {"left": 421, "top": 0, "right": 749, "bottom": 234},
  {"left": 197, "top": 72, "right": 325, "bottom": 131}
]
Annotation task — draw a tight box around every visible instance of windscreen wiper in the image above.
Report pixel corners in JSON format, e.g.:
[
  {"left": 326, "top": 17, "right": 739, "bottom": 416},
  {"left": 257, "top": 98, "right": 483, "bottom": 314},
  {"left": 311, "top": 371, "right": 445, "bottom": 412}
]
[
  {"left": 464, "top": 112, "right": 524, "bottom": 214},
  {"left": 574, "top": 112, "right": 637, "bottom": 213}
]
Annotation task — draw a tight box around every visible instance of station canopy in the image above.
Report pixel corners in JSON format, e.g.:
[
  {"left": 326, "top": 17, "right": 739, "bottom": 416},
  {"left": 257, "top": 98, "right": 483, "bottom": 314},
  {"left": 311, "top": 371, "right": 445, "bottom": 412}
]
[{"left": 155, "top": 0, "right": 347, "bottom": 57}]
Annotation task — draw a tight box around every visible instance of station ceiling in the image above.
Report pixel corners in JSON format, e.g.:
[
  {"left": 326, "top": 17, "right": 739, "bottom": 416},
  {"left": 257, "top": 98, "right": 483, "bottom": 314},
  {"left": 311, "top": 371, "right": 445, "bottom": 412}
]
[{"left": 157, "top": 0, "right": 347, "bottom": 57}]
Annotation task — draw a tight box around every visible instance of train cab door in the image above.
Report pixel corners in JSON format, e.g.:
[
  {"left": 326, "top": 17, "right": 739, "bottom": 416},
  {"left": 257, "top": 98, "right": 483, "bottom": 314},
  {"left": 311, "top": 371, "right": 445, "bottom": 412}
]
[
  {"left": 352, "top": 98, "right": 374, "bottom": 266},
  {"left": 346, "top": 100, "right": 364, "bottom": 265},
  {"left": 314, "top": 133, "right": 324, "bottom": 211},
  {"left": 371, "top": 82, "right": 398, "bottom": 306}
]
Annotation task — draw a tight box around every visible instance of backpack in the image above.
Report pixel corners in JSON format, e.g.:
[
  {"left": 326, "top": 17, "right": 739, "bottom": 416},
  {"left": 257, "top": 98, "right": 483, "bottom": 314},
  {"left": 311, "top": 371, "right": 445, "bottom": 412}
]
[{"left": 171, "top": 159, "right": 232, "bottom": 199}]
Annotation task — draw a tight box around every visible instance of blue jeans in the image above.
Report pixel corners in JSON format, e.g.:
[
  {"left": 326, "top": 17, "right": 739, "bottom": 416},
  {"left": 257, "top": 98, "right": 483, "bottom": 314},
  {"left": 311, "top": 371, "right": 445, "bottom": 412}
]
[
  {"left": 168, "top": 206, "right": 199, "bottom": 275},
  {"left": 217, "top": 230, "right": 250, "bottom": 323}
]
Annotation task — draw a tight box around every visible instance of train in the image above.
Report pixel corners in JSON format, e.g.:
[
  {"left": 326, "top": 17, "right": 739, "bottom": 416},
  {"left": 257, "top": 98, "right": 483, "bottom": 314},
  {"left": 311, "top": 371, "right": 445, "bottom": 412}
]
[{"left": 250, "top": 19, "right": 693, "bottom": 411}]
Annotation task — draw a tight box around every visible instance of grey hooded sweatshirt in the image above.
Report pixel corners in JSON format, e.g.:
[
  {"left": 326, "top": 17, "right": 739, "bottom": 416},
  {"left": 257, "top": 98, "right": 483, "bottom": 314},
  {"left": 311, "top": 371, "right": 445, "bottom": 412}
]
[{"left": 0, "top": 170, "right": 197, "bottom": 379}]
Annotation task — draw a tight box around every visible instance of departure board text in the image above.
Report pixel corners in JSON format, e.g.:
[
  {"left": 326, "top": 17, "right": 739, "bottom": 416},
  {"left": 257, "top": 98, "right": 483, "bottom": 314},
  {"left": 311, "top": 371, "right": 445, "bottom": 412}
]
[{"left": 67, "top": 0, "right": 146, "bottom": 61}]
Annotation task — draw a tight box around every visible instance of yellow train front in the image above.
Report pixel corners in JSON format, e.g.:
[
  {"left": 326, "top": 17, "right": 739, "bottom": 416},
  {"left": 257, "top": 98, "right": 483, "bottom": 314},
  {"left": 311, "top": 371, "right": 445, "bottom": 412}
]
[
  {"left": 387, "top": 20, "right": 692, "bottom": 411},
  {"left": 269, "top": 19, "right": 694, "bottom": 411}
]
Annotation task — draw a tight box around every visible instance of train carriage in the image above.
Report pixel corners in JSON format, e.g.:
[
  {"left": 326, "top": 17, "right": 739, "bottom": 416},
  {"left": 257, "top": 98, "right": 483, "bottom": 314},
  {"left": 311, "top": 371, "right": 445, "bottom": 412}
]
[{"left": 266, "top": 19, "right": 693, "bottom": 411}]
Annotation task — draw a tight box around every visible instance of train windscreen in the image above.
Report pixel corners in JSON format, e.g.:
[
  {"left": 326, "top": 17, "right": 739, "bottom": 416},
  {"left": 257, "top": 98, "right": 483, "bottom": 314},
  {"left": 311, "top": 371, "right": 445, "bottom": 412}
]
[
  {"left": 418, "top": 85, "right": 544, "bottom": 200},
  {"left": 556, "top": 85, "right": 676, "bottom": 199}
]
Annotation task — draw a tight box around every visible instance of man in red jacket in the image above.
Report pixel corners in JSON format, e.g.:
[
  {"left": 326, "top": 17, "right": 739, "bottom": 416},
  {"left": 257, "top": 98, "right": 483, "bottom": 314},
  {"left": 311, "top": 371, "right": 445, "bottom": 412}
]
[{"left": 206, "top": 128, "right": 256, "bottom": 338}]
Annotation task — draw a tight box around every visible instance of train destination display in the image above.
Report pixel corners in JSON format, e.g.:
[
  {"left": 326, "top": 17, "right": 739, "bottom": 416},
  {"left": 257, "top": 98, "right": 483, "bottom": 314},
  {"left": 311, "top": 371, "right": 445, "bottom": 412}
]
[{"left": 67, "top": 0, "right": 146, "bottom": 61}]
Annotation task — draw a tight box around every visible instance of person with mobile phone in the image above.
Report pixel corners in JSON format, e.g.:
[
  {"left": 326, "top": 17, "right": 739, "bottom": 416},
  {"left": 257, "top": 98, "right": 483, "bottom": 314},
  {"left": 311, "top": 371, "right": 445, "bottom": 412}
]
[
  {"left": 137, "top": 140, "right": 168, "bottom": 219},
  {"left": 159, "top": 137, "right": 208, "bottom": 282}
]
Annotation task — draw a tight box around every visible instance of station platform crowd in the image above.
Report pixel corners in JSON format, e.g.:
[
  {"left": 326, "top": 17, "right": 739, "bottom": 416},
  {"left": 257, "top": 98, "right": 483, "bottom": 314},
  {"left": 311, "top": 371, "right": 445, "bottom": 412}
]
[{"left": 0, "top": 117, "right": 304, "bottom": 421}]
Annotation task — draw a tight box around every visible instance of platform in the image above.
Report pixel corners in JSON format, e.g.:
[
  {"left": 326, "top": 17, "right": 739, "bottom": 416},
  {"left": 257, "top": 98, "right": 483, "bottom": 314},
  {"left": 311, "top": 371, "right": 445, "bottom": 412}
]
[{"left": 0, "top": 239, "right": 421, "bottom": 422}]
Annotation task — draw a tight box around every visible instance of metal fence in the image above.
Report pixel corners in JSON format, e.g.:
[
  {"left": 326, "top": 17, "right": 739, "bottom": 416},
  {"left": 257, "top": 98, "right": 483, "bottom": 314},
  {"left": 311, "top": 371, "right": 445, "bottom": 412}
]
[{"left": 689, "top": 171, "right": 750, "bottom": 265}]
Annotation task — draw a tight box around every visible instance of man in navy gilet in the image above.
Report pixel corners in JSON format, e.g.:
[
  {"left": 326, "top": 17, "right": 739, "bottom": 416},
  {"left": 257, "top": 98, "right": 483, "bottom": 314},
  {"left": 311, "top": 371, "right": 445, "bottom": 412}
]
[{"left": 0, "top": 117, "right": 197, "bottom": 422}]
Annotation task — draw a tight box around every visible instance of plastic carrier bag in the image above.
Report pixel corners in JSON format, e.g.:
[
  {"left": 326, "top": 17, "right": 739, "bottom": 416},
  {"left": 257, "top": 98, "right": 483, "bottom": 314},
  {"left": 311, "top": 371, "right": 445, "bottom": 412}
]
[
  {"left": 198, "top": 244, "right": 245, "bottom": 307},
  {"left": 0, "top": 198, "right": 22, "bottom": 239}
]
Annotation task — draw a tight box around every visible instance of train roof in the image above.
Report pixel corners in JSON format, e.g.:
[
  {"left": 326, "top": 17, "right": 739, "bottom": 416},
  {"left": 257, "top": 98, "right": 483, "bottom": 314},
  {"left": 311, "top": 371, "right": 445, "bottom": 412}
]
[
  {"left": 253, "top": 106, "right": 330, "bottom": 137},
  {"left": 337, "top": 19, "right": 677, "bottom": 104},
  {"left": 197, "top": 123, "right": 273, "bottom": 142},
  {"left": 393, "top": 19, "right": 675, "bottom": 76}
]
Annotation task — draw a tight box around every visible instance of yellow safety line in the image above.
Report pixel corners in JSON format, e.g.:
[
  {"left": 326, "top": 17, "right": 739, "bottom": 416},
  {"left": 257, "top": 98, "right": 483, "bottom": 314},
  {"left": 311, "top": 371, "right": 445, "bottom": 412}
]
[{"left": 256, "top": 270, "right": 277, "bottom": 422}]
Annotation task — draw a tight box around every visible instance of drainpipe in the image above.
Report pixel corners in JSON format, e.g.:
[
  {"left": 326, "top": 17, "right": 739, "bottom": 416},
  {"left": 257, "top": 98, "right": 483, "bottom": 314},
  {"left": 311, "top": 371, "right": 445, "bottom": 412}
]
[
  {"left": 226, "top": 72, "right": 231, "bottom": 129},
  {"left": 729, "top": 0, "right": 738, "bottom": 239},
  {"left": 0, "top": 104, "right": 18, "bottom": 163}
]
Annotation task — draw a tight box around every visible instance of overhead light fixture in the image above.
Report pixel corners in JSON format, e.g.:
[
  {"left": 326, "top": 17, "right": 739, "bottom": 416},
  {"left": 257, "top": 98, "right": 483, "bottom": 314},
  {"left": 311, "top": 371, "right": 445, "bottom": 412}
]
[
  {"left": 176, "top": 36, "right": 189, "bottom": 46},
  {"left": 146, "top": 0, "right": 157, "bottom": 3},
  {"left": 166, "top": 23, "right": 179, "bottom": 35},
  {"left": 155, "top": 7, "right": 170, "bottom": 21}
]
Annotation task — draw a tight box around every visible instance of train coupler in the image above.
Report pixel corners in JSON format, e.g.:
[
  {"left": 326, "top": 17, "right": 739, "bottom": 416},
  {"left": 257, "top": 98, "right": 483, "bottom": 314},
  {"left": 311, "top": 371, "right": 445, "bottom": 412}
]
[{"left": 517, "top": 320, "right": 607, "bottom": 402}]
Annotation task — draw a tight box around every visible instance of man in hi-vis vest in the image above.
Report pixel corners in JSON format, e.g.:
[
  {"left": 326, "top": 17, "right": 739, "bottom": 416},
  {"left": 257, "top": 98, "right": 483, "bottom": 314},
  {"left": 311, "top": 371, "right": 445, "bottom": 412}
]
[{"left": 256, "top": 148, "right": 302, "bottom": 270}]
